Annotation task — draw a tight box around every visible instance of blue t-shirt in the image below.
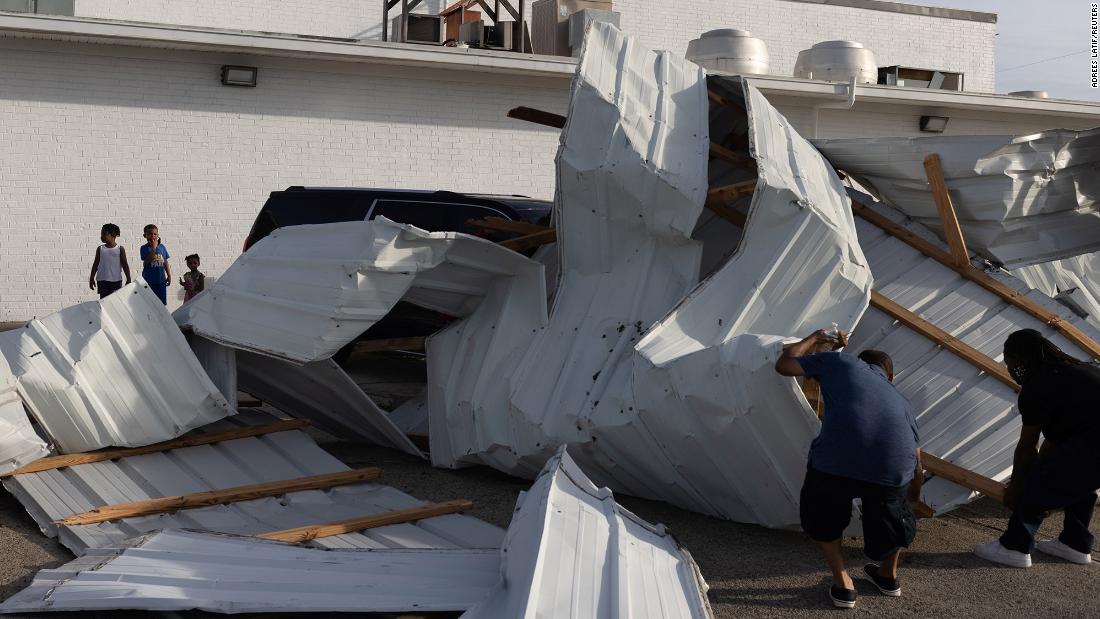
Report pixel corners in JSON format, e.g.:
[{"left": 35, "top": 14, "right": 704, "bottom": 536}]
[
  {"left": 140, "top": 243, "right": 170, "bottom": 286},
  {"left": 798, "top": 351, "right": 919, "bottom": 487}
]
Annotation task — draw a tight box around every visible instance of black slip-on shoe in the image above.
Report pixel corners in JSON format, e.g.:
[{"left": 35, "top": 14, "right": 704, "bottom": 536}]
[
  {"left": 863, "top": 563, "right": 901, "bottom": 596},
  {"left": 830, "top": 585, "right": 857, "bottom": 609}
]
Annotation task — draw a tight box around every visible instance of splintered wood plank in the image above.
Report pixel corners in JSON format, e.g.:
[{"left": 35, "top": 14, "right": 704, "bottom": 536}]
[
  {"left": 498, "top": 229, "right": 557, "bottom": 252},
  {"left": 709, "top": 142, "right": 759, "bottom": 172},
  {"left": 58, "top": 468, "right": 384, "bottom": 525},
  {"left": 6, "top": 419, "right": 311, "bottom": 477},
  {"left": 468, "top": 217, "right": 551, "bottom": 236},
  {"left": 922, "top": 453, "right": 1006, "bottom": 504},
  {"left": 923, "top": 154, "right": 970, "bottom": 268},
  {"left": 869, "top": 291, "right": 1017, "bottom": 390},
  {"left": 507, "top": 106, "right": 566, "bottom": 129},
  {"left": 256, "top": 499, "right": 474, "bottom": 543},
  {"left": 852, "top": 200, "right": 1100, "bottom": 362}
]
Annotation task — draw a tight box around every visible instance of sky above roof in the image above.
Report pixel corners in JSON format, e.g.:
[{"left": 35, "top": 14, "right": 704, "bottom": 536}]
[{"left": 927, "top": 0, "right": 1097, "bottom": 101}]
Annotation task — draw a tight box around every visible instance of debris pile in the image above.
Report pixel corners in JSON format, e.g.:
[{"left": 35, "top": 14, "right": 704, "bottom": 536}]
[{"left": 1, "top": 21, "right": 1099, "bottom": 616}]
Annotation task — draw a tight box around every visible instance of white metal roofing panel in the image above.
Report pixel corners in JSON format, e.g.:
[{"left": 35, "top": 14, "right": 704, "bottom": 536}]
[
  {"left": 426, "top": 24, "right": 870, "bottom": 527},
  {"left": 461, "top": 447, "right": 712, "bottom": 619},
  {"left": 236, "top": 350, "right": 423, "bottom": 457},
  {"left": 846, "top": 191, "right": 1100, "bottom": 512},
  {"left": 0, "top": 353, "right": 49, "bottom": 475},
  {"left": 175, "top": 218, "right": 543, "bottom": 364},
  {"left": 185, "top": 332, "right": 238, "bottom": 409},
  {"left": 1014, "top": 252, "right": 1100, "bottom": 330},
  {"left": 3, "top": 410, "right": 504, "bottom": 555},
  {"left": 0, "top": 530, "right": 501, "bottom": 614},
  {"left": 0, "top": 281, "right": 234, "bottom": 453},
  {"left": 814, "top": 129, "right": 1100, "bottom": 268}
]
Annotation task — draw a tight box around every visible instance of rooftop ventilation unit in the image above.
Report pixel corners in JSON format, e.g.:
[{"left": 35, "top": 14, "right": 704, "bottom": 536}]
[
  {"left": 794, "top": 40, "right": 877, "bottom": 84},
  {"left": 686, "top": 29, "right": 769, "bottom": 75},
  {"left": 879, "top": 65, "right": 964, "bottom": 91},
  {"left": 532, "top": 0, "right": 612, "bottom": 56},
  {"left": 389, "top": 14, "right": 444, "bottom": 44}
]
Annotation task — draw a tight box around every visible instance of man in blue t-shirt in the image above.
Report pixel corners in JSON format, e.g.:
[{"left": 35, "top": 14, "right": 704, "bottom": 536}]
[{"left": 775, "top": 329, "right": 922, "bottom": 610}]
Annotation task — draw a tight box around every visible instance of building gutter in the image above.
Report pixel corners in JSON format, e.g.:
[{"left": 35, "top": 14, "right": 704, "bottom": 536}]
[
  {"left": 0, "top": 12, "right": 578, "bottom": 78},
  {"left": 742, "top": 74, "right": 1100, "bottom": 120}
]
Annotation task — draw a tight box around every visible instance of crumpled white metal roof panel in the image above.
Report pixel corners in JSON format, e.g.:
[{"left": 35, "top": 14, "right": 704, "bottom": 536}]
[
  {"left": 0, "top": 530, "right": 501, "bottom": 614},
  {"left": 847, "top": 191, "right": 1100, "bottom": 512},
  {"left": 813, "top": 129, "right": 1100, "bottom": 269},
  {"left": 0, "top": 354, "right": 48, "bottom": 475},
  {"left": 427, "top": 23, "right": 870, "bottom": 527},
  {"left": 236, "top": 349, "right": 423, "bottom": 457},
  {"left": 175, "top": 218, "right": 543, "bottom": 363},
  {"left": 0, "top": 281, "right": 234, "bottom": 453},
  {"left": 3, "top": 410, "right": 504, "bottom": 555},
  {"left": 462, "top": 447, "right": 712, "bottom": 619},
  {"left": 1014, "top": 252, "right": 1100, "bottom": 330}
]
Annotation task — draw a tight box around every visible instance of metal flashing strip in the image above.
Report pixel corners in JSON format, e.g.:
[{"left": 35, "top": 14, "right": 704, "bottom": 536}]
[
  {"left": 787, "top": 0, "right": 996, "bottom": 23},
  {"left": 462, "top": 448, "right": 713, "bottom": 619},
  {"left": 0, "top": 530, "right": 501, "bottom": 614},
  {"left": 847, "top": 192, "right": 1100, "bottom": 513},
  {"left": 0, "top": 281, "right": 234, "bottom": 453},
  {"left": 3, "top": 410, "right": 505, "bottom": 555},
  {"left": 815, "top": 130, "right": 1100, "bottom": 269},
  {"left": 0, "top": 12, "right": 577, "bottom": 78}
]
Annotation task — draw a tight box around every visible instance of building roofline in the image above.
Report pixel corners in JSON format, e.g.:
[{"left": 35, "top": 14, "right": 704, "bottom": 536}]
[
  {"left": 741, "top": 75, "right": 1100, "bottom": 119},
  {"left": 0, "top": 12, "right": 578, "bottom": 78},
  {"left": 785, "top": 0, "right": 996, "bottom": 23}
]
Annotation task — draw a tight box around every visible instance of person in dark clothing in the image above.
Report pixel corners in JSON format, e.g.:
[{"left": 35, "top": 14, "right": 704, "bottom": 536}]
[
  {"left": 974, "top": 329, "right": 1100, "bottom": 568},
  {"left": 776, "top": 329, "right": 922, "bottom": 609}
]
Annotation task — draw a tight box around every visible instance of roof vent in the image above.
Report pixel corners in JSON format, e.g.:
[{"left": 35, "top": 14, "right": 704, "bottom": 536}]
[
  {"left": 686, "top": 29, "right": 769, "bottom": 75},
  {"left": 794, "top": 40, "right": 877, "bottom": 83},
  {"left": 1007, "top": 90, "right": 1050, "bottom": 98}
]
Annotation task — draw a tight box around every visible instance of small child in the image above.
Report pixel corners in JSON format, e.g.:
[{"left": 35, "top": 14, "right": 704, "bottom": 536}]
[
  {"left": 140, "top": 224, "right": 171, "bottom": 305},
  {"left": 179, "top": 254, "right": 205, "bottom": 302},
  {"left": 88, "top": 223, "right": 131, "bottom": 299}
]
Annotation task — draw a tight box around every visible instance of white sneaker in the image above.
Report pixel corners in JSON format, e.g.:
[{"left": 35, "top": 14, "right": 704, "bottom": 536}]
[
  {"left": 1036, "top": 539, "right": 1092, "bottom": 565},
  {"left": 975, "top": 540, "right": 1032, "bottom": 568}
]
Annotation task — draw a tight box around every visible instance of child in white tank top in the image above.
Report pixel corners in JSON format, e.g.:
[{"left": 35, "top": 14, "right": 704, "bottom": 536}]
[{"left": 89, "top": 223, "right": 131, "bottom": 299}]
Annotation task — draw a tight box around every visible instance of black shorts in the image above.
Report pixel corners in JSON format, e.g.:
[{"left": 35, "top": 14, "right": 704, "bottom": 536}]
[
  {"left": 97, "top": 280, "right": 123, "bottom": 299},
  {"left": 800, "top": 467, "right": 917, "bottom": 561}
]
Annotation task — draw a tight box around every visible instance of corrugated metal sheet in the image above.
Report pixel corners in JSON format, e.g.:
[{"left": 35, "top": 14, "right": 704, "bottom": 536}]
[
  {"left": 185, "top": 332, "right": 238, "bottom": 409},
  {"left": 3, "top": 409, "right": 504, "bottom": 555},
  {"left": 814, "top": 129, "right": 1100, "bottom": 268},
  {"left": 462, "top": 447, "right": 712, "bottom": 619},
  {"left": 426, "top": 24, "right": 871, "bottom": 527},
  {"left": 236, "top": 350, "right": 423, "bottom": 457},
  {"left": 846, "top": 191, "right": 1100, "bottom": 513},
  {"left": 1014, "top": 252, "right": 1100, "bottom": 329},
  {"left": 0, "top": 353, "right": 49, "bottom": 475},
  {"left": 0, "top": 530, "right": 501, "bottom": 614},
  {"left": 0, "top": 281, "right": 234, "bottom": 453},
  {"left": 175, "top": 218, "right": 544, "bottom": 364}
]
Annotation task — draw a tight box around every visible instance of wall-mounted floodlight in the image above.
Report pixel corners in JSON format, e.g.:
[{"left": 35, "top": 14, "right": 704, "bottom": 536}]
[
  {"left": 919, "top": 115, "right": 949, "bottom": 133},
  {"left": 221, "top": 65, "right": 258, "bottom": 87}
]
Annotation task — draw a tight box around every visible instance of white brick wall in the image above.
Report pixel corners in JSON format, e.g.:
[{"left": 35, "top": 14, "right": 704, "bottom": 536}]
[
  {"left": 613, "top": 0, "right": 997, "bottom": 93},
  {"left": 0, "top": 38, "right": 567, "bottom": 319},
  {"left": 74, "top": 0, "right": 998, "bottom": 92}
]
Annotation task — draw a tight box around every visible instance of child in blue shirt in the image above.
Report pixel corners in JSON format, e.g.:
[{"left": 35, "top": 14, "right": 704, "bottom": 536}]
[{"left": 140, "top": 223, "right": 172, "bottom": 305}]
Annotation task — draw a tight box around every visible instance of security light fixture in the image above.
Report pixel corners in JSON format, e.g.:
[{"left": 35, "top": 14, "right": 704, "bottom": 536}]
[
  {"left": 919, "top": 115, "right": 949, "bottom": 133},
  {"left": 220, "top": 65, "right": 258, "bottom": 87}
]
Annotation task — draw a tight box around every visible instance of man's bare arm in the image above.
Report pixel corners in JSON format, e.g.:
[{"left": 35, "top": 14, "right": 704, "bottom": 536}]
[
  {"left": 88, "top": 248, "right": 100, "bottom": 290},
  {"left": 774, "top": 329, "right": 846, "bottom": 376}
]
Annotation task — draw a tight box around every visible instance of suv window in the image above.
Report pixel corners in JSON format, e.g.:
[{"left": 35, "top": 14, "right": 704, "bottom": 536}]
[
  {"left": 267, "top": 192, "right": 372, "bottom": 227},
  {"left": 368, "top": 200, "right": 511, "bottom": 234}
]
